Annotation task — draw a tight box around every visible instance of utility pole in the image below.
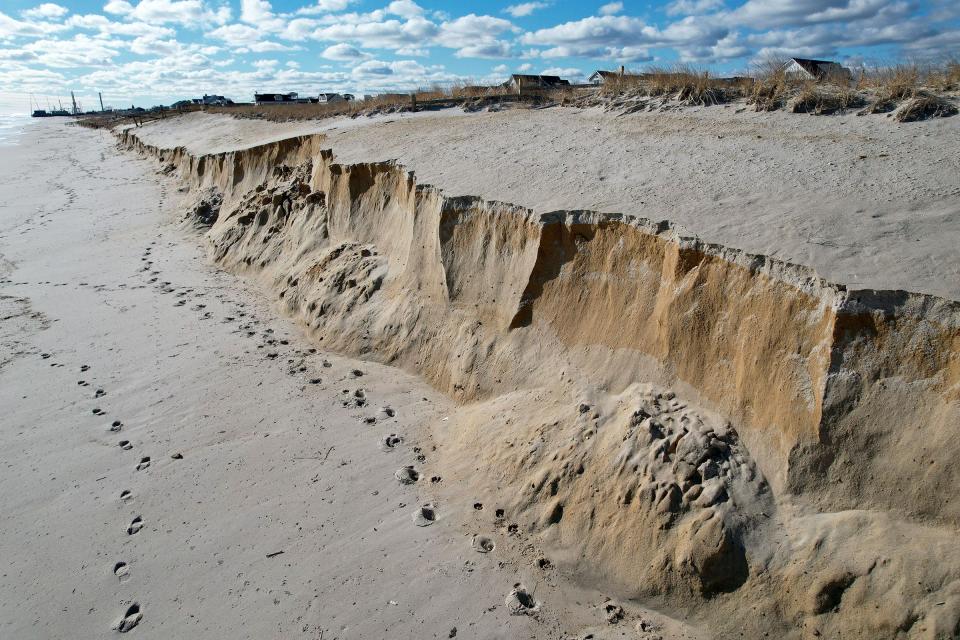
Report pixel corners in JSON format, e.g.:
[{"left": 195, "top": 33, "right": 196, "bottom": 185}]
[{"left": 99, "top": 92, "right": 104, "bottom": 112}]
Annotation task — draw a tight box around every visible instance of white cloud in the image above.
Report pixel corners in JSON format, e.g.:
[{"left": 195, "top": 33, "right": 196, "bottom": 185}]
[
  {"left": 118, "top": 0, "right": 231, "bottom": 27},
  {"left": 541, "top": 66, "right": 581, "bottom": 78},
  {"left": 455, "top": 40, "right": 513, "bottom": 58},
  {"left": 208, "top": 23, "right": 261, "bottom": 46},
  {"left": 728, "top": 0, "right": 900, "bottom": 30},
  {"left": 504, "top": 2, "right": 548, "bottom": 18},
  {"left": 321, "top": 42, "right": 371, "bottom": 61},
  {"left": 599, "top": 2, "right": 623, "bottom": 16},
  {"left": 517, "top": 62, "right": 532, "bottom": 71},
  {"left": 22, "top": 4, "right": 69, "bottom": 20},
  {"left": 103, "top": 0, "right": 133, "bottom": 15},
  {"left": 296, "top": 0, "right": 354, "bottom": 16},
  {"left": 436, "top": 14, "right": 516, "bottom": 47},
  {"left": 667, "top": 0, "right": 724, "bottom": 15},
  {"left": 240, "top": 0, "right": 273, "bottom": 24},
  {"left": 386, "top": 0, "right": 423, "bottom": 19}
]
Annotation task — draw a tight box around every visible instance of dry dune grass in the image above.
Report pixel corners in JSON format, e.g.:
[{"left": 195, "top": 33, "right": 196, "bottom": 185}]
[
  {"left": 790, "top": 81, "right": 863, "bottom": 115},
  {"left": 597, "top": 65, "right": 744, "bottom": 106},
  {"left": 894, "top": 90, "right": 959, "bottom": 122}
]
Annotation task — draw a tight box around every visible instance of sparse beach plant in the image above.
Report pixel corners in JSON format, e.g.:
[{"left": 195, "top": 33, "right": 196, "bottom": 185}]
[{"left": 749, "top": 56, "right": 791, "bottom": 111}]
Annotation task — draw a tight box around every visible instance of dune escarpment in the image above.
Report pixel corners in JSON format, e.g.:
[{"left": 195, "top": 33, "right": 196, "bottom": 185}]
[{"left": 118, "top": 127, "right": 960, "bottom": 638}]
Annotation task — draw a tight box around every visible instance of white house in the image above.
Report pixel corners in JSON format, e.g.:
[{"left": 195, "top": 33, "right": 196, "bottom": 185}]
[{"left": 782, "top": 58, "right": 852, "bottom": 82}]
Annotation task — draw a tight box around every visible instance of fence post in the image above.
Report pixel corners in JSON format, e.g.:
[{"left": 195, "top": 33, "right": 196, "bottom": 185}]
[{"left": 411, "top": 93, "right": 417, "bottom": 111}]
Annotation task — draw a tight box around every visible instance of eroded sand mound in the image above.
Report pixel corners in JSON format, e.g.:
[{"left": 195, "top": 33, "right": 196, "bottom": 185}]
[{"left": 119, "top": 127, "right": 960, "bottom": 638}]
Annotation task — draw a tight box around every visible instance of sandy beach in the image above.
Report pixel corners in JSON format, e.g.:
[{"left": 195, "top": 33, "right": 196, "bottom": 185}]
[
  {"left": 2, "top": 104, "right": 959, "bottom": 640},
  {"left": 0, "top": 120, "right": 604, "bottom": 639}
]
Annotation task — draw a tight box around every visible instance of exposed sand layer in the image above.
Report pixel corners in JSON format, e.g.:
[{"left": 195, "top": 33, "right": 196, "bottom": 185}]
[
  {"left": 105, "top": 109, "right": 960, "bottom": 639},
  {"left": 128, "top": 108, "right": 960, "bottom": 300}
]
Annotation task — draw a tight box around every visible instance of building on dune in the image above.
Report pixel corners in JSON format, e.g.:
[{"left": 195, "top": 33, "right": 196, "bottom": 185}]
[
  {"left": 588, "top": 67, "right": 642, "bottom": 84},
  {"left": 254, "top": 92, "right": 313, "bottom": 105},
  {"left": 317, "top": 93, "right": 354, "bottom": 104},
  {"left": 502, "top": 74, "right": 571, "bottom": 91},
  {"left": 782, "top": 58, "right": 852, "bottom": 82}
]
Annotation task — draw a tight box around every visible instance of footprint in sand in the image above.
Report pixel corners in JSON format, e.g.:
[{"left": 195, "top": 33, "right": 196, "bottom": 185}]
[
  {"left": 95, "top": 389, "right": 106, "bottom": 398},
  {"left": 112, "top": 603, "right": 142, "bottom": 632},
  {"left": 379, "top": 434, "right": 404, "bottom": 451},
  {"left": 113, "top": 561, "right": 130, "bottom": 582},
  {"left": 92, "top": 408, "right": 105, "bottom": 416},
  {"left": 80, "top": 365, "right": 89, "bottom": 372},
  {"left": 118, "top": 440, "right": 133, "bottom": 450},
  {"left": 126, "top": 516, "right": 144, "bottom": 535},
  {"left": 472, "top": 535, "right": 495, "bottom": 553},
  {"left": 135, "top": 457, "right": 150, "bottom": 471},
  {"left": 505, "top": 584, "right": 539, "bottom": 615},
  {"left": 395, "top": 466, "right": 420, "bottom": 485},
  {"left": 120, "top": 489, "right": 133, "bottom": 502},
  {"left": 110, "top": 420, "right": 123, "bottom": 432},
  {"left": 413, "top": 503, "right": 437, "bottom": 527}
]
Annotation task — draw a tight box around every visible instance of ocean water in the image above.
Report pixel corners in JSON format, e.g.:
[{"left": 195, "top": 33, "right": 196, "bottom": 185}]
[{"left": 0, "top": 114, "right": 32, "bottom": 146}]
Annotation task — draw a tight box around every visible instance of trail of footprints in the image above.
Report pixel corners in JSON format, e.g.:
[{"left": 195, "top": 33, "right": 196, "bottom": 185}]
[{"left": 57, "top": 239, "right": 544, "bottom": 633}]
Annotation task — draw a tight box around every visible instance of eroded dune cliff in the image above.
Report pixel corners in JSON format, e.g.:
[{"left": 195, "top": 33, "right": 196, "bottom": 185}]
[{"left": 118, "top": 126, "right": 960, "bottom": 638}]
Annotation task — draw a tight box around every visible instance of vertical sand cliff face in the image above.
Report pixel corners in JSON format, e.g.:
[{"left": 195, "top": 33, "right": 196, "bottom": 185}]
[{"left": 118, "top": 128, "right": 960, "bottom": 637}]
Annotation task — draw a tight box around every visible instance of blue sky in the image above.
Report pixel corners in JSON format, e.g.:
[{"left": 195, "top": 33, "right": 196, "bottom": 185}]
[{"left": 1, "top": 0, "right": 958, "bottom": 113}]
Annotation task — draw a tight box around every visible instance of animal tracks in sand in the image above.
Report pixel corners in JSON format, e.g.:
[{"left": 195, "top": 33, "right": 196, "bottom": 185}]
[
  {"left": 379, "top": 434, "right": 404, "bottom": 451},
  {"left": 135, "top": 456, "right": 150, "bottom": 471}
]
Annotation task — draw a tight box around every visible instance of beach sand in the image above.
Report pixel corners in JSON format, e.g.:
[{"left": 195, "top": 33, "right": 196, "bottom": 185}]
[
  {"left": 0, "top": 120, "right": 632, "bottom": 639},
  {"left": 3, "top": 104, "right": 960, "bottom": 639}
]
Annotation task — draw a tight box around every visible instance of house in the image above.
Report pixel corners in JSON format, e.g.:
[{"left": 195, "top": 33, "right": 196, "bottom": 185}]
[
  {"left": 202, "top": 94, "right": 233, "bottom": 106},
  {"left": 782, "top": 58, "right": 852, "bottom": 82},
  {"left": 317, "top": 93, "right": 353, "bottom": 104},
  {"left": 588, "top": 68, "right": 643, "bottom": 84},
  {"left": 254, "top": 92, "right": 301, "bottom": 105},
  {"left": 502, "top": 74, "right": 571, "bottom": 90}
]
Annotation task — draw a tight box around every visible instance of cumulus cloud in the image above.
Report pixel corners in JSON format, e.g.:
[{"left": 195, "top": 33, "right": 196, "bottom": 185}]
[
  {"left": 321, "top": 42, "right": 371, "bottom": 61},
  {"left": 22, "top": 4, "right": 69, "bottom": 20},
  {"left": 386, "top": 0, "right": 423, "bottom": 19},
  {"left": 296, "top": 0, "right": 353, "bottom": 16},
  {"left": 103, "top": 0, "right": 134, "bottom": 16},
  {"left": 667, "top": 0, "right": 724, "bottom": 16},
  {"left": 504, "top": 2, "right": 549, "bottom": 18},
  {"left": 454, "top": 40, "right": 513, "bottom": 58},
  {"left": 599, "top": 2, "right": 623, "bottom": 16},
  {"left": 104, "top": 0, "right": 231, "bottom": 27},
  {"left": 541, "top": 66, "right": 582, "bottom": 78}
]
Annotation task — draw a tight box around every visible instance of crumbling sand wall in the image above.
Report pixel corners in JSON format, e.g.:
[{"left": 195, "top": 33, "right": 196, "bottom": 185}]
[{"left": 117, "top": 128, "right": 960, "bottom": 637}]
